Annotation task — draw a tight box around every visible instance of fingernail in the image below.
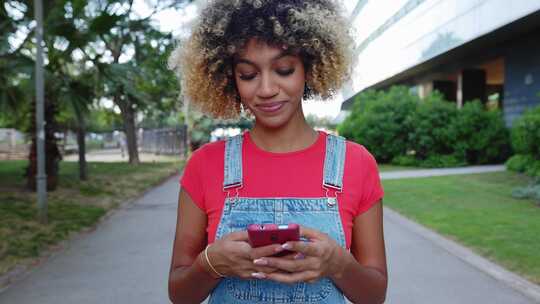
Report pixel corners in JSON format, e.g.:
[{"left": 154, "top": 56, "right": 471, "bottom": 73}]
[
  {"left": 253, "top": 258, "right": 267, "bottom": 265},
  {"left": 274, "top": 246, "right": 284, "bottom": 252},
  {"left": 294, "top": 253, "right": 305, "bottom": 260},
  {"left": 251, "top": 272, "right": 266, "bottom": 279},
  {"left": 282, "top": 243, "right": 292, "bottom": 250}
]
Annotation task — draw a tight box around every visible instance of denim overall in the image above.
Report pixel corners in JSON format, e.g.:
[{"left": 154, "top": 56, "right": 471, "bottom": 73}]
[{"left": 208, "top": 133, "right": 347, "bottom": 304}]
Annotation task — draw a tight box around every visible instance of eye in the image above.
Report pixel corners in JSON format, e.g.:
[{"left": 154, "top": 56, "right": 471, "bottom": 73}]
[
  {"left": 239, "top": 73, "right": 256, "bottom": 81},
  {"left": 277, "top": 68, "right": 294, "bottom": 76}
]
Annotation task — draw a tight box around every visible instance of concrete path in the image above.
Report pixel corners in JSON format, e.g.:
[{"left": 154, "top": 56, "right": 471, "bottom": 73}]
[
  {"left": 1, "top": 167, "right": 539, "bottom": 303},
  {"left": 0, "top": 176, "right": 179, "bottom": 304},
  {"left": 380, "top": 164, "right": 506, "bottom": 180},
  {"left": 63, "top": 149, "right": 181, "bottom": 163}
]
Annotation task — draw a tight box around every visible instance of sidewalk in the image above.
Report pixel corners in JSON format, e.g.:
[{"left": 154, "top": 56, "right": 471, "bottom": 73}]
[
  {"left": 380, "top": 164, "right": 506, "bottom": 179},
  {"left": 0, "top": 167, "right": 538, "bottom": 303},
  {"left": 0, "top": 175, "right": 179, "bottom": 304},
  {"left": 63, "top": 149, "right": 181, "bottom": 163}
]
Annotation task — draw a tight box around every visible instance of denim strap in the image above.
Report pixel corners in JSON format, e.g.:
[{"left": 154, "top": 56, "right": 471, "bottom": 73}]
[
  {"left": 223, "top": 134, "right": 243, "bottom": 190},
  {"left": 323, "top": 134, "right": 346, "bottom": 191}
]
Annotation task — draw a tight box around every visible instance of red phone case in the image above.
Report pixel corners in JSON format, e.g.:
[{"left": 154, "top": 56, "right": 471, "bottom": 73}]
[{"left": 247, "top": 223, "right": 300, "bottom": 256}]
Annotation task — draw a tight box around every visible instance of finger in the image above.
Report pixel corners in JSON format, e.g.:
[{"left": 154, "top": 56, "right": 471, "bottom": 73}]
[
  {"left": 282, "top": 240, "right": 321, "bottom": 257},
  {"left": 299, "top": 226, "right": 324, "bottom": 240},
  {"left": 253, "top": 265, "right": 280, "bottom": 274},
  {"left": 250, "top": 243, "right": 285, "bottom": 259},
  {"left": 280, "top": 252, "right": 299, "bottom": 260},
  {"left": 265, "top": 270, "right": 318, "bottom": 284},
  {"left": 254, "top": 256, "right": 315, "bottom": 273},
  {"left": 225, "top": 230, "right": 249, "bottom": 241}
]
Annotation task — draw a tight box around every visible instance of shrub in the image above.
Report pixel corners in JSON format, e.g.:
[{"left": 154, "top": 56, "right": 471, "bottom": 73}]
[
  {"left": 506, "top": 104, "right": 540, "bottom": 178},
  {"left": 338, "top": 86, "right": 418, "bottom": 163},
  {"left": 406, "top": 93, "right": 459, "bottom": 161},
  {"left": 523, "top": 159, "right": 540, "bottom": 178},
  {"left": 339, "top": 87, "right": 513, "bottom": 168},
  {"left": 512, "top": 182, "right": 540, "bottom": 206},
  {"left": 453, "top": 101, "right": 511, "bottom": 164},
  {"left": 508, "top": 97, "right": 540, "bottom": 202},
  {"left": 420, "top": 154, "right": 466, "bottom": 168},
  {"left": 391, "top": 155, "right": 419, "bottom": 167},
  {"left": 506, "top": 154, "right": 535, "bottom": 173},
  {"left": 510, "top": 105, "right": 540, "bottom": 157}
]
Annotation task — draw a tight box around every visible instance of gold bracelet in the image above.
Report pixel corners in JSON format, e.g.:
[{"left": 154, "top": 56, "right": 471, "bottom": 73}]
[{"left": 204, "top": 245, "right": 226, "bottom": 278}]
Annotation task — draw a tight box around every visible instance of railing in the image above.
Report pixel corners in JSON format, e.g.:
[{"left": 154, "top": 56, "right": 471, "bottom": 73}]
[
  {"left": 0, "top": 129, "right": 29, "bottom": 160},
  {"left": 139, "top": 126, "right": 188, "bottom": 156}
]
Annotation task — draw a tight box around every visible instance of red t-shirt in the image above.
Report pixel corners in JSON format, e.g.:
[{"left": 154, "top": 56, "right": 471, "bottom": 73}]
[{"left": 180, "top": 130, "right": 384, "bottom": 248}]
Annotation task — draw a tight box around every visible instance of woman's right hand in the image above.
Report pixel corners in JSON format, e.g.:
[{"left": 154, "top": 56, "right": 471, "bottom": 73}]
[{"left": 204, "top": 231, "right": 285, "bottom": 279}]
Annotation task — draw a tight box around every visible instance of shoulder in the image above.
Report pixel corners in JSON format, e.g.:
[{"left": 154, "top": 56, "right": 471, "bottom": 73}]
[
  {"left": 345, "top": 139, "right": 376, "bottom": 161},
  {"left": 343, "top": 139, "right": 379, "bottom": 171},
  {"left": 189, "top": 139, "right": 226, "bottom": 161}
]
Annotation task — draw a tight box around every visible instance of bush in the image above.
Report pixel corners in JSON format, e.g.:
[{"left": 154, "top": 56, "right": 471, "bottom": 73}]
[
  {"left": 339, "top": 87, "right": 512, "bottom": 168},
  {"left": 506, "top": 154, "right": 534, "bottom": 173},
  {"left": 391, "top": 155, "right": 419, "bottom": 167},
  {"left": 510, "top": 105, "right": 540, "bottom": 157},
  {"left": 506, "top": 105, "right": 540, "bottom": 178},
  {"left": 338, "top": 86, "right": 418, "bottom": 163},
  {"left": 406, "top": 93, "right": 459, "bottom": 160},
  {"left": 420, "top": 154, "right": 466, "bottom": 168},
  {"left": 506, "top": 155, "right": 540, "bottom": 178},
  {"left": 512, "top": 182, "right": 540, "bottom": 205},
  {"left": 508, "top": 99, "right": 540, "bottom": 202},
  {"left": 453, "top": 101, "right": 511, "bottom": 164}
]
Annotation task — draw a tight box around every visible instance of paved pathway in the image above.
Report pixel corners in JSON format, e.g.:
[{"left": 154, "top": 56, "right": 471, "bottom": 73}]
[
  {"left": 63, "top": 149, "right": 181, "bottom": 163},
  {"left": 0, "top": 177, "right": 179, "bottom": 304},
  {"left": 1, "top": 166, "right": 539, "bottom": 303},
  {"left": 380, "top": 164, "right": 506, "bottom": 179}
]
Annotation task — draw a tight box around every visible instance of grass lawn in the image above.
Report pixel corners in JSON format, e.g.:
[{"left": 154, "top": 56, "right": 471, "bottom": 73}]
[
  {"left": 382, "top": 171, "right": 540, "bottom": 284},
  {"left": 0, "top": 159, "right": 182, "bottom": 279}
]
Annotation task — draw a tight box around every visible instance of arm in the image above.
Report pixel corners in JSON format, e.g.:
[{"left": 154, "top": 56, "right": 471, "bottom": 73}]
[
  {"left": 258, "top": 200, "right": 388, "bottom": 304},
  {"left": 168, "top": 188, "right": 286, "bottom": 303},
  {"left": 331, "top": 199, "right": 388, "bottom": 303},
  {"left": 168, "top": 189, "right": 221, "bottom": 304}
]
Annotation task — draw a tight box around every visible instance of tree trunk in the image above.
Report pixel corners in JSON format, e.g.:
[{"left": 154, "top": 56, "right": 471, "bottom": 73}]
[
  {"left": 74, "top": 108, "right": 88, "bottom": 180},
  {"left": 27, "top": 97, "right": 61, "bottom": 191},
  {"left": 116, "top": 96, "right": 140, "bottom": 165},
  {"left": 76, "top": 125, "right": 87, "bottom": 181},
  {"left": 124, "top": 107, "right": 139, "bottom": 164}
]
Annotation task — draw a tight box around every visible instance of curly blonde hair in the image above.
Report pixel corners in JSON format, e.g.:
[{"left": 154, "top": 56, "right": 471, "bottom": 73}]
[{"left": 169, "top": 0, "right": 354, "bottom": 119}]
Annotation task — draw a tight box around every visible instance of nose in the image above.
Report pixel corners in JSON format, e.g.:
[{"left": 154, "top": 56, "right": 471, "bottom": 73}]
[{"left": 257, "top": 71, "right": 279, "bottom": 99}]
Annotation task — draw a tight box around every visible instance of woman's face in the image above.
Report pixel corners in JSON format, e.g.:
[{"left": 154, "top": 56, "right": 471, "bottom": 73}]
[{"left": 234, "top": 38, "right": 306, "bottom": 129}]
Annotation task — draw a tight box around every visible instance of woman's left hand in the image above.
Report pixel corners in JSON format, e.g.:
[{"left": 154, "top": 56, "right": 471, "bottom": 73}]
[{"left": 252, "top": 226, "right": 347, "bottom": 283}]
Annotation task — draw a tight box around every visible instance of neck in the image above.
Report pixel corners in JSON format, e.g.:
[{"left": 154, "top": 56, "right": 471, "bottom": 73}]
[{"left": 250, "top": 109, "right": 318, "bottom": 153}]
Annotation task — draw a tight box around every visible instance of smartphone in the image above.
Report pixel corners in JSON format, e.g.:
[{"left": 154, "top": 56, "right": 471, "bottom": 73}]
[{"left": 247, "top": 223, "right": 300, "bottom": 256}]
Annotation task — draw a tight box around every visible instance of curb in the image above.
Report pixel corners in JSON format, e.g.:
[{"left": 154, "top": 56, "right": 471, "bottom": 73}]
[
  {"left": 384, "top": 206, "right": 540, "bottom": 303},
  {"left": 0, "top": 169, "right": 182, "bottom": 295}
]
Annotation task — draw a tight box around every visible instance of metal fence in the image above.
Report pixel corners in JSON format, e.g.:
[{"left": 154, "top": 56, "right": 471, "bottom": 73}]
[
  {"left": 0, "top": 128, "right": 29, "bottom": 160},
  {"left": 139, "top": 127, "right": 188, "bottom": 156},
  {"left": 0, "top": 127, "right": 188, "bottom": 159}
]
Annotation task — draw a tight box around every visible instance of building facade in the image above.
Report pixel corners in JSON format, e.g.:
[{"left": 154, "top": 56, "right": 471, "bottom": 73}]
[{"left": 340, "top": 0, "right": 540, "bottom": 126}]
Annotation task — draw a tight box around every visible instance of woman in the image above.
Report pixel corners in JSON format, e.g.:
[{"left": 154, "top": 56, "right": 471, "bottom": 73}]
[{"left": 168, "top": 1, "right": 387, "bottom": 303}]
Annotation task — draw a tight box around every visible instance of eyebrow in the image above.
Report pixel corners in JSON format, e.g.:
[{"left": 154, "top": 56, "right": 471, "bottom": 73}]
[{"left": 234, "top": 51, "right": 294, "bottom": 66}]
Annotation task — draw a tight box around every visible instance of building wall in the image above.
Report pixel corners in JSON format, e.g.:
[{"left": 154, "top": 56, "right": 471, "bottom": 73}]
[
  {"left": 503, "top": 32, "right": 540, "bottom": 126},
  {"left": 347, "top": 0, "right": 540, "bottom": 100}
]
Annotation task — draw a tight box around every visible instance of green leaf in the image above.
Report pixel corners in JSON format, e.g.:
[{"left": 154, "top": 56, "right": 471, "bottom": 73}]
[{"left": 89, "top": 13, "right": 121, "bottom": 35}]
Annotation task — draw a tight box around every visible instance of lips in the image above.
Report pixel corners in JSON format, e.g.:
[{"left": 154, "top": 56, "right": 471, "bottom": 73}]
[{"left": 256, "top": 101, "right": 286, "bottom": 113}]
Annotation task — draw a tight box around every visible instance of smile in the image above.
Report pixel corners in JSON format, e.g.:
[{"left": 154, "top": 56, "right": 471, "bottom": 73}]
[{"left": 256, "top": 101, "right": 285, "bottom": 113}]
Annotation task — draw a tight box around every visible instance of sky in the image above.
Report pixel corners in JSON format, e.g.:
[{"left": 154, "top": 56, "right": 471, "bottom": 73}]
[{"left": 133, "top": 0, "right": 355, "bottom": 120}]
